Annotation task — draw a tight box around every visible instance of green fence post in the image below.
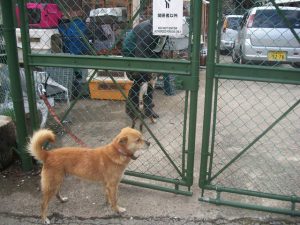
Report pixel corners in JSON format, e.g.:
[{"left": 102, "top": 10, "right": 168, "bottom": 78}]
[
  {"left": 18, "top": 0, "right": 39, "bottom": 132},
  {"left": 1, "top": 0, "right": 32, "bottom": 171},
  {"left": 199, "top": 0, "right": 218, "bottom": 189},
  {"left": 185, "top": 0, "right": 201, "bottom": 186}
]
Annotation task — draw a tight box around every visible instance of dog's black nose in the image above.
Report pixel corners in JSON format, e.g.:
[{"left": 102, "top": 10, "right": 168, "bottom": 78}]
[{"left": 145, "top": 140, "right": 151, "bottom": 146}]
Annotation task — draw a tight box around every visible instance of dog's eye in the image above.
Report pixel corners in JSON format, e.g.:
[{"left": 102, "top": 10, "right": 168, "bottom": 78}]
[{"left": 137, "top": 138, "right": 141, "bottom": 142}]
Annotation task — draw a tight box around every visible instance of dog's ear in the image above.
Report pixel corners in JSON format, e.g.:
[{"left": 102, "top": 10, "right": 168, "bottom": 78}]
[{"left": 119, "top": 136, "right": 128, "bottom": 146}]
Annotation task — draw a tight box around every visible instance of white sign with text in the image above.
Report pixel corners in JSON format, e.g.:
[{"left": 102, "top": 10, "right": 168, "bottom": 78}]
[{"left": 152, "top": 0, "right": 183, "bottom": 36}]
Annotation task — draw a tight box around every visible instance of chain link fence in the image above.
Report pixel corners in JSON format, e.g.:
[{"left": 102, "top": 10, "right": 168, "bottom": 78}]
[
  {"left": 209, "top": 79, "right": 300, "bottom": 193},
  {"left": 200, "top": 0, "right": 300, "bottom": 215},
  {"left": 0, "top": 8, "right": 12, "bottom": 118},
  {"left": 200, "top": 78, "right": 300, "bottom": 214},
  {"left": 7, "top": 0, "right": 195, "bottom": 193}
]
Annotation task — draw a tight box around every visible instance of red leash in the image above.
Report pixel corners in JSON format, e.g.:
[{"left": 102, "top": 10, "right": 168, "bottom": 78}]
[{"left": 39, "top": 85, "right": 87, "bottom": 147}]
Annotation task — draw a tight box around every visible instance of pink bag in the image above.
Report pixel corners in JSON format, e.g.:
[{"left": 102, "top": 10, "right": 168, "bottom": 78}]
[{"left": 16, "top": 3, "right": 63, "bottom": 28}]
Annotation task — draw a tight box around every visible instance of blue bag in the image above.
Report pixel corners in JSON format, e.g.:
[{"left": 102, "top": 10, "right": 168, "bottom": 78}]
[{"left": 58, "top": 18, "right": 90, "bottom": 55}]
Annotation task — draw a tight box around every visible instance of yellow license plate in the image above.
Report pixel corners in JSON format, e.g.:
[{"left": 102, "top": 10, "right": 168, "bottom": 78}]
[{"left": 267, "top": 51, "right": 287, "bottom": 61}]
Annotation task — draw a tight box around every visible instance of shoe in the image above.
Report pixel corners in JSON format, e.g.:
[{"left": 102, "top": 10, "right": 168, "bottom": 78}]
[
  {"left": 151, "top": 110, "right": 159, "bottom": 119},
  {"left": 144, "top": 108, "right": 159, "bottom": 119},
  {"left": 150, "top": 103, "right": 155, "bottom": 108}
]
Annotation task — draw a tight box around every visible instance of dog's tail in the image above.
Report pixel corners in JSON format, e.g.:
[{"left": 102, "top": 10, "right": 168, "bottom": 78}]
[{"left": 27, "top": 129, "right": 55, "bottom": 162}]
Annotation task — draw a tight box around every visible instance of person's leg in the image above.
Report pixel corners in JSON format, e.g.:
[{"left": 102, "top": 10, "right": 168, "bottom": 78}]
[
  {"left": 126, "top": 80, "right": 140, "bottom": 119},
  {"left": 163, "top": 74, "right": 176, "bottom": 96},
  {"left": 144, "top": 82, "right": 159, "bottom": 119}
]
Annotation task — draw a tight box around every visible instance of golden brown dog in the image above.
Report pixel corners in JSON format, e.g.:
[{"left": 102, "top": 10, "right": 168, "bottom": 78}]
[{"left": 27, "top": 127, "right": 150, "bottom": 224}]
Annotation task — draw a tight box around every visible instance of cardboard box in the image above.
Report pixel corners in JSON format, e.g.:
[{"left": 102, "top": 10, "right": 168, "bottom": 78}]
[{"left": 89, "top": 75, "right": 132, "bottom": 101}]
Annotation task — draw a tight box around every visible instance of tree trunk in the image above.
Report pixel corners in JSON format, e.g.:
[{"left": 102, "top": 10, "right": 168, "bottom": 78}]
[{"left": 0, "top": 115, "right": 16, "bottom": 170}]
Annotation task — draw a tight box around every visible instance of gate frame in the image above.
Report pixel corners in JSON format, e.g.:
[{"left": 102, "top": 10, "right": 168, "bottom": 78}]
[
  {"left": 14, "top": 0, "right": 201, "bottom": 195},
  {"left": 0, "top": 0, "right": 33, "bottom": 171},
  {"left": 199, "top": 0, "right": 300, "bottom": 216}
]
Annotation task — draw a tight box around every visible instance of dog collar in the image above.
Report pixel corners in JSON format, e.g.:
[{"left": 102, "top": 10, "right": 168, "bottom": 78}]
[{"left": 117, "top": 148, "right": 138, "bottom": 160}]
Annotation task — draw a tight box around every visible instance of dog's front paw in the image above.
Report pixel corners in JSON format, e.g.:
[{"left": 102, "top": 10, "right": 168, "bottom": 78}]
[
  {"left": 150, "top": 118, "right": 157, "bottom": 124},
  {"left": 60, "top": 197, "right": 69, "bottom": 203},
  {"left": 117, "top": 206, "right": 126, "bottom": 214},
  {"left": 56, "top": 193, "right": 69, "bottom": 203},
  {"left": 43, "top": 217, "right": 51, "bottom": 224}
]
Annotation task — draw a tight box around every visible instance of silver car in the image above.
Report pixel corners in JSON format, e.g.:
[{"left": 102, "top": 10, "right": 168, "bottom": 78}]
[
  {"left": 232, "top": 6, "right": 300, "bottom": 67},
  {"left": 220, "top": 15, "right": 243, "bottom": 54}
]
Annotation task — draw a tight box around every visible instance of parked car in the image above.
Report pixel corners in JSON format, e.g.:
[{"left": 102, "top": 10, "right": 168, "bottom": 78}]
[
  {"left": 232, "top": 6, "right": 300, "bottom": 68},
  {"left": 220, "top": 15, "right": 243, "bottom": 54}
]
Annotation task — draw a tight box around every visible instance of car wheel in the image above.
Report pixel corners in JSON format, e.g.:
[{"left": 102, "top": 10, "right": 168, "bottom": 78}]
[
  {"left": 292, "top": 62, "right": 300, "bottom": 68},
  {"left": 239, "top": 48, "right": 248, "bottom": 64},
  {"left": 232, "top": 49, "right": 240, "bottom": 64},
  {"left": 220, "top": 49, "right": 227, "bottom": 55},
  {"left": 240, "top": 56, "right": 246, "bottom": 64}
]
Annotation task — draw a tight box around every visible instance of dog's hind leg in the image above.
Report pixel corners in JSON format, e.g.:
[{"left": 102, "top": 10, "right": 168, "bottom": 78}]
[
  {"left": 41, "top": 169, "right": 64, "bottom": 224},
  {"left": 41, "top": 185, "right": 57, "bottom": 224}
]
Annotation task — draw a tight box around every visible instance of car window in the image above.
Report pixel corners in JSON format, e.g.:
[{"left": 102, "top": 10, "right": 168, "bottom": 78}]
[
  {"left": 227, "top": 17, "right": 242, "bottom": 30},
  {"left": 252, "top": 9, "right": 300, "bottom": 29}
]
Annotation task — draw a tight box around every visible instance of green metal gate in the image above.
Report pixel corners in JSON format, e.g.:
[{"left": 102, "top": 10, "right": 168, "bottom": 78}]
[
  {"left": 1, "top": 0, "right": 201, "bottom": 195},
  {"left": 199, "top": 0, "right": 300, "bottom": 216}
]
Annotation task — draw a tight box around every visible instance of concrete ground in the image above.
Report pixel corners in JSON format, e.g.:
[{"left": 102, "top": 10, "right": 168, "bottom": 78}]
[
  {"left": 0, "top": 70, "right": 300, "bottom": 225},
  {"left": 1, "top": 163, "right": 300, "bottom": 225},
  {"left": 1, "top": 166, "right": 299, "bottom": 225}
]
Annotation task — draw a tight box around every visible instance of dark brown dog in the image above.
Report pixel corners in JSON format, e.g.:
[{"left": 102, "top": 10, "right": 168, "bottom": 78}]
[{"left": 126, "top": 76, "right": 157, "bottom": 131}]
